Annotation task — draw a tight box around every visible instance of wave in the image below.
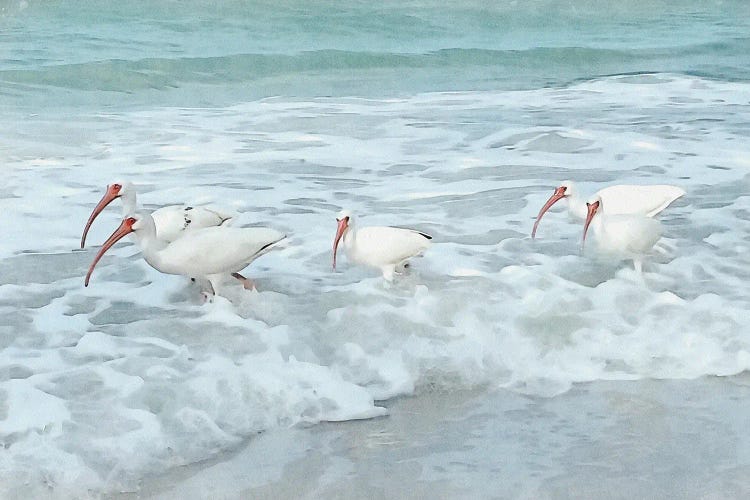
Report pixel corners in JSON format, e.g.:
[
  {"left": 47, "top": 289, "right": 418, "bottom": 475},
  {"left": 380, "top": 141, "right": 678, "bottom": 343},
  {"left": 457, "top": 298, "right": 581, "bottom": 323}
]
[
  {"left": 1, "top": 40, "right": 749, "bottom": 94},
  {"left": 2, "top": 69, "right": 750, "bottom": 495}
]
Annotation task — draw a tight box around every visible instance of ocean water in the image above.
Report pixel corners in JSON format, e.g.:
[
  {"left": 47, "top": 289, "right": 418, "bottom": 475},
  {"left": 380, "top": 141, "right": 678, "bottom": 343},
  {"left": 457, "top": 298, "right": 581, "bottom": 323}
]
[{"left": 2, "top": 0, "right": 750, "bottom": 497}]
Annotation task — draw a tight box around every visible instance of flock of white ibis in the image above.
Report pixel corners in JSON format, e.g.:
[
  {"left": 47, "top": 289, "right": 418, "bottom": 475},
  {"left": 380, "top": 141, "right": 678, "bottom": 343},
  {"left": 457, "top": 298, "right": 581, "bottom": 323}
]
[
  {"left": 532, "top": 181, "right": 685, "bottom": 273},
  {"left": 81, "top": 180, "right": 685, "bottom": 300}
]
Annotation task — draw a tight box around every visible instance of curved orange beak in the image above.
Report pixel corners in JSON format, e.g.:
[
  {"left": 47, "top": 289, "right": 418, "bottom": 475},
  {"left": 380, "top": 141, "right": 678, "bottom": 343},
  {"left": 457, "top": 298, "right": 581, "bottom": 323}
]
[
  {"left": 81, "top": 184, "right": 122, "bottom": 249},
  {"left": 581, "top": 200, "right": 600, "bottom": 252},
  {"left": 531, "top": 186, "right": 567, "bottom": 239},
  {"left": 332, "top": 216, "right": 349, "bottom": 270},
  {"left": 85, "top": 216, "right": 136, "bottom": 287}
]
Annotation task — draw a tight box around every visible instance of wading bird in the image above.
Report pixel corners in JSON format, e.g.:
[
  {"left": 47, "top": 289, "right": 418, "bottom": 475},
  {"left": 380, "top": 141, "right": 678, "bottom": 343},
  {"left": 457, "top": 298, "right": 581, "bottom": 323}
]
[
  {"left": 81, "top": 181, "right": 232, "bottom": 248},
  {"left": 85, "top": 213, "right": 285, "bottom": 299},
  {"left": 532, "top": 180, "right": 684, "bottom": 238},
  {"left": 581, "top": 195, "right": 662, "bottom": 274},
  {"left": 332, "top": 210, "right": 432, "bottom": 280}
]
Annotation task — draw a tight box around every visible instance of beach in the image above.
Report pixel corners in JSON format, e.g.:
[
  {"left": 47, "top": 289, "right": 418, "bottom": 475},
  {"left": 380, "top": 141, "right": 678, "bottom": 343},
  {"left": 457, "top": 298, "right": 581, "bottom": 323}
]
[
  {"left": 2, "top": 1, "right": 750, "bottom": 497},
  {"left": 130, "top": 377, "right": 750, "bottom": 499}
]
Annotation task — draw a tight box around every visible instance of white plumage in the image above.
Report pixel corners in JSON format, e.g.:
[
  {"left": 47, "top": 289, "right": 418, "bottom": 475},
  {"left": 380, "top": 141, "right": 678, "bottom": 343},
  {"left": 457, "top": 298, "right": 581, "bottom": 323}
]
[
  {"left": 81, "top": 181, "right": 232, "bottom": 248},
  {"left": 532, "top": 180, "right": 684, "bottom": 238},
  {"left": 85, "top": 213, "right": 286, "bottom": 298},
  {"left": 332, "top": 210, "right": 432, "bottom": 280},
  {"left": 582, "top": 195, "right": 663, "bottom": 273}
]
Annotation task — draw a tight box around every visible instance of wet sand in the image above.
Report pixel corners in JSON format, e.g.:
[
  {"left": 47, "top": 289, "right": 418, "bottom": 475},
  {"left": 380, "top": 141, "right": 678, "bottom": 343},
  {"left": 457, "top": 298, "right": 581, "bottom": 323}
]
[{"left": 123, "top": 375, "right": 750, "bottom": 499}]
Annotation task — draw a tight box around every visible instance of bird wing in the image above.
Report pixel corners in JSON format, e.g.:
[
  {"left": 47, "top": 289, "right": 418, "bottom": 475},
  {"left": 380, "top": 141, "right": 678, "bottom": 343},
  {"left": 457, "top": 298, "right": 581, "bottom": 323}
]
[
  {"left": 603, "top": 215, "right": 662, "bottom": 255},
  {"left": 151, "top": 205, "right": 233, "bottom": 242},
  {"left": 158, "top": 227, "right": 285, "bottom": 275},
  {"left": 355, "top": 226, "right": 432, "bottom": 265},
  {"left": 598, "top": 185, "right": 685, "bottom": 217}
]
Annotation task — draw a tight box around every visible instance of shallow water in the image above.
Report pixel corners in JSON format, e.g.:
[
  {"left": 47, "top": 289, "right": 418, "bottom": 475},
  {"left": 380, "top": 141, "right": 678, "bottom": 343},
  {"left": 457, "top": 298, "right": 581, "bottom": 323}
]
[
  {"left": 127, "top": 377, "right": 750, "bottom": 499},
  {"left": 2, "top": 0, "right": 750, "bottom": 497}
]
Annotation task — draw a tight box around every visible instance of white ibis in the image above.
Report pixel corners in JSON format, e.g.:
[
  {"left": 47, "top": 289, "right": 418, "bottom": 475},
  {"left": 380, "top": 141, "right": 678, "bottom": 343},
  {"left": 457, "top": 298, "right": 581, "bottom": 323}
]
[
  {"left": 332, "top": 210, "right": 432, "bottom": 281},
  {"left": 582, "top": 195, "right": 662, "bottom": 274},
  {"left": 532, "top": 180, "right": 684, "bottom": 238},
  {"left": 85, "top": 213, "right": 286, "bottom": 299},
  {"left": 81, "top": 181, "right": 233, "bottom": 248}
]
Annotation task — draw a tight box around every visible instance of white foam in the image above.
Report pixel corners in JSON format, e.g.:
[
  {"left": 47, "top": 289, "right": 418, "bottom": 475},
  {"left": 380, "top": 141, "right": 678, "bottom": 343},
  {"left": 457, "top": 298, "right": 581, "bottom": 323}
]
[
  {"left": 2, "top": 74, "right": 750, "bottom": 495},
  {"left": 0, "top": 380, "right": 70, "bottom": 436}
]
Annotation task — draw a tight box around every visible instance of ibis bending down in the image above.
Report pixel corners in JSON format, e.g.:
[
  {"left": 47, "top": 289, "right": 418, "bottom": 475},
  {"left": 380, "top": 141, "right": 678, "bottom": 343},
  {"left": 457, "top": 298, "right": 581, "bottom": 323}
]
[
  {"left": 81, "top": 181, "right": 232, "bottom": 248},
  {"left": 85, "top": 213, "right": 286, "bottom": 299},
  {"left": 332, "top": 210, "right": 432, "bottom": 281},
  {"left": 532, "top": 180, "right": 684, "bottom": 238},
  {"left": 582, "top": 195, "right": 663, "bottom": 274}
]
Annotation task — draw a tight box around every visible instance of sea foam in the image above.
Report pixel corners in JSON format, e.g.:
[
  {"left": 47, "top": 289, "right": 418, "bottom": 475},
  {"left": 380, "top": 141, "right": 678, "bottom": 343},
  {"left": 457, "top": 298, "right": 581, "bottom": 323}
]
[{"left": 2, "top": 74, "right": 750, "bottom": 495}]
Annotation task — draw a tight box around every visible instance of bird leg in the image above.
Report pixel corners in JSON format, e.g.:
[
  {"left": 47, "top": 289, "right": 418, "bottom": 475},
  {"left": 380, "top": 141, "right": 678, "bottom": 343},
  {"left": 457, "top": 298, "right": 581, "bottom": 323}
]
[
  {"left": 633, "top": 259, "right": 643, "bottom": 275},
  {"left": 232, "top": 272, "right": 256, "bottom": 291},
  {"left": 381, "top": 265, "right": 397, "bottom": 282},
  {"left": 200, "top": 280, "right": 216, "bottom": 303},
  {"left": 205, "top": 274, "right": 227, "bottom": 299}
]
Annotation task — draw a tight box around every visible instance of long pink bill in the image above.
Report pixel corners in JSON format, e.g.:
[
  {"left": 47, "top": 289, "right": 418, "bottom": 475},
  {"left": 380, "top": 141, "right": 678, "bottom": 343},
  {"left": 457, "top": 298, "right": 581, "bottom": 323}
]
[
  {"left": 85, "top": 217, "right": 136, "bottom": 287},
  {"left": 80, "top": 184, "right": 121, "bottom": 249},
  {"left": 581, "top": 200, "right": 600, "bottom": 252},
  {"left": 531, "top": 186, "right": 567, "bottom": 239},
  {"left": 332, "top": 217, "right": 349, "bottom": 270}
]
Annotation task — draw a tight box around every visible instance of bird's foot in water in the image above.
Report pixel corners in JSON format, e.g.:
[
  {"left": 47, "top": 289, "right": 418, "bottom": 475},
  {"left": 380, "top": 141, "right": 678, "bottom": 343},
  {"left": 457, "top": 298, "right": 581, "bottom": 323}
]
[
  {"left": 232, "top": 272, "right": 257, "bottom": 291},
  {"left": 200, "top": 280, "right": 216, "bottom": 303}
]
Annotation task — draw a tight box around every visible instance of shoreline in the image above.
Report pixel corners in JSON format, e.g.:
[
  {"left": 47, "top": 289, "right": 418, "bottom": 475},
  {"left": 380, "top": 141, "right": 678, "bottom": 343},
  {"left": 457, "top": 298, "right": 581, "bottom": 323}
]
[{"left": 119, "top": 375, "right": 750, "bottom": 499}]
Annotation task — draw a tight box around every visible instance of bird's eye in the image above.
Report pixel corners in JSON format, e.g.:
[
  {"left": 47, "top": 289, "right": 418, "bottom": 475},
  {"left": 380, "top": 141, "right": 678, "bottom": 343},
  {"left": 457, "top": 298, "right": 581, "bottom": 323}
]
[
  {"left": 336, "top": 218, "right": 340, "bottom": 222},
  {"left": 344, "top": 216, "right": 350, "bottom": 222},
  {"left": 126, "top": 217, "right": 136, "bottom": 225},
  {"left": 112, "top": 183, "right": 122, "bottom": 191}
]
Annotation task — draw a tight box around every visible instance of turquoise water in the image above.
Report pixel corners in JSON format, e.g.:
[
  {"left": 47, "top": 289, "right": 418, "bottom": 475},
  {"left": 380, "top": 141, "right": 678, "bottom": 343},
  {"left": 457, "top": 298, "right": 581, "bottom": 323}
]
[
  {"left": 2, "top": 0, "right": 749, "bottom": 107},
  {"left": 3, "top": 1, "right": 750, "bottom": 497}
]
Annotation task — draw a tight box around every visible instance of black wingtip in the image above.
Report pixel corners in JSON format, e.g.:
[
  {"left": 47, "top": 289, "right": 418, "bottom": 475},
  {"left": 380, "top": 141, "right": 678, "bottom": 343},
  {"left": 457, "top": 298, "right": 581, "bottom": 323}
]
[
  {"left": 256, "top": 235, "right": 287, "bottom": 255},
  {"left": 418, "top": 232, "right": 433, "bottom": 240}
]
